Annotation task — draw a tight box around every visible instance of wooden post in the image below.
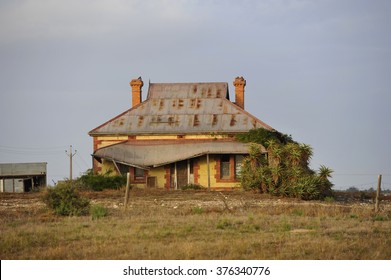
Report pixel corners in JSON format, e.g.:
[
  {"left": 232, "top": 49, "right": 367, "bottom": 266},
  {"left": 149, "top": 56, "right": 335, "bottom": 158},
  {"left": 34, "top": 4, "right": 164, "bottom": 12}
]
[
  {"left": 124, "top": 172, "right": 131, "bottom": 210},
  {"left": 174, "top": 162, "right": 177, "bottom": 190},
  {"left": 375, "top": 174, "right": 382, "bottom": 212},
  {"left": 207, "top": 154, "right": 211, "bottom": 191}
]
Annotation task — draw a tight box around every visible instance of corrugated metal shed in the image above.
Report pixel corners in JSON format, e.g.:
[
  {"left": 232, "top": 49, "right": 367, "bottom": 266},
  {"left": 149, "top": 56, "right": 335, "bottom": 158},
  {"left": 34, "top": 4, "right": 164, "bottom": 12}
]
[
  {"left": 93, "top": 140, "right": 261, "bottom": 169},
  {"left": 89, "top": 82, "right": 272, "bottom": 136},
  {"left": 0, "top": 162, "right": 47, "bottom": 177},
  {"left": 0, "top": 162, "right": 47, "bottom": 192}
]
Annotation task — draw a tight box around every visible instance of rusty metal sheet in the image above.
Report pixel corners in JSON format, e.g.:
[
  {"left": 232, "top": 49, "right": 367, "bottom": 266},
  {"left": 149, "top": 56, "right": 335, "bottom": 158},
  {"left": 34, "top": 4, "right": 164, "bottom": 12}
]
[
  {"left": 93, "top": 140, "right": 261, "bottom": 169},
  {"left": 89, "top": 82, "right": 272, "bottom": 136}
]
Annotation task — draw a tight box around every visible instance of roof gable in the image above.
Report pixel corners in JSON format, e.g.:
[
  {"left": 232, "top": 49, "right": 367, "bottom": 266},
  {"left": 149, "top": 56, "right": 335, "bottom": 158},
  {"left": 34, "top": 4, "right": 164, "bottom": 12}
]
[{"left": 89, "top": 82, "right": 272, "bottom": 136}]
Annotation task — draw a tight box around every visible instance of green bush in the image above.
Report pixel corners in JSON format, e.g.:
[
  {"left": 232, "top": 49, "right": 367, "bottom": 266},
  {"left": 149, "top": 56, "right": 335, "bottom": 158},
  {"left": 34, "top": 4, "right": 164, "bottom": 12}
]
[
  {"left": 43, "top": 182, "right": 90, "bottom": 216},
  {"left": 238, "top": 128, "right": 334, "bottom": 200},
  {"left": 216, "top": 218, "right": 233, "bottom": 230},
  {"left": 324, "top": 196, "right": 335, "bottom": 203},
  {"left": 78, "top": 169, "right": 126, "bottom": 191},
  {"left": 191, "top": 206, "right": 204, "bottom": 214},
  {"left": 90, "top": 204, "right": 108, "bottom": 220},
  {"left": 180, "top": 183, "right": 205, "bottom": 190}
]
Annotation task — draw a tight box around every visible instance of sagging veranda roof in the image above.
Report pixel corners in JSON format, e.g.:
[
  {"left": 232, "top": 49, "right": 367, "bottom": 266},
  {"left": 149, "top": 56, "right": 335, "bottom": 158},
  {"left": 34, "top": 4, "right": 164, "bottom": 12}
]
[
  {"left": 89, "top": 82, "right": 272, "bottom": 136},
  {"left": 93, "top": 140, "right": 262, "bottom": 169}
]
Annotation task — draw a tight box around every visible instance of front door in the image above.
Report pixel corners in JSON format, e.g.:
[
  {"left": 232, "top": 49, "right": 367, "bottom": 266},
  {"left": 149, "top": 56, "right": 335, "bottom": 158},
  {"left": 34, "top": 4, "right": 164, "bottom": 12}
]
[
  {"left": 176, "top": 160, "right": 188, "bottom": 189},
  {"left": 169, "top": 160, "right": 194, "bottom": 190}
]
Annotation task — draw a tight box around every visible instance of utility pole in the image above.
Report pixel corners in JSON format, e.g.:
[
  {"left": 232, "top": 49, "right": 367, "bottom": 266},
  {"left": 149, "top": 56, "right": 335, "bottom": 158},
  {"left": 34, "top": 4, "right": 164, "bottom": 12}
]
[{"left": 65, "top": 145, "right": 77, "bottom": 181}]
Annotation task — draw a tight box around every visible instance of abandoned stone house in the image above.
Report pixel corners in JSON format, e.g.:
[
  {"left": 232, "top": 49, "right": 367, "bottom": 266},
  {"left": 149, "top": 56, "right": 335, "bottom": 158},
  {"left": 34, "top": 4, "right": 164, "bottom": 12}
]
[{"left": 88, "top": 76, "right": 272, "bottom": 190}]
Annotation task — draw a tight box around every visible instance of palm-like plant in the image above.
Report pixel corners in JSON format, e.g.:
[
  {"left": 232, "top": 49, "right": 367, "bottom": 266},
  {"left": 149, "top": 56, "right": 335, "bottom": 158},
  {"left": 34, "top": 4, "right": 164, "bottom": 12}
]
[
  {"left": 317, "top": 165, "right": 334, "bottom": 198},
  {"left": 248, "top": 143, "right": 263, "bottom": 169},
  {"left": 318, "top": 165, "right": 333, "bottom": 180},
  {"left": 270, "top": 165, "right": 284, "bottom": 186},
  {"left": 299, "top": 144, "right": 313, "bottom": 166},
  {"left": 285, "top": 143, "right": 302, "bottom": 167}
]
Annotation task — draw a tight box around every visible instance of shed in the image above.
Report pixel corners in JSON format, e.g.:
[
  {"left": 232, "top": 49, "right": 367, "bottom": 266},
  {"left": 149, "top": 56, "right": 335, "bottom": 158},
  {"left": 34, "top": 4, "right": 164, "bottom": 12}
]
[{"left": 0, "top": 162, "right": 47, "bottom": 192}]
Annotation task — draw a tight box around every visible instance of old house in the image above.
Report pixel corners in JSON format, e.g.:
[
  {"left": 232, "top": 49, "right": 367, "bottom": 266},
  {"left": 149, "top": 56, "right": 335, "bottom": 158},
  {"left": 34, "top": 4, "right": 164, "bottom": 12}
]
[{"left": 89, "top": 77, "right": 272, "bottom": 190}]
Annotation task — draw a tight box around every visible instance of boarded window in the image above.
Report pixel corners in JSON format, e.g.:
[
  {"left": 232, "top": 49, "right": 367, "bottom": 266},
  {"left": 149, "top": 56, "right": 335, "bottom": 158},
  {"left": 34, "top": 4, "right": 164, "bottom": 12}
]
[
  {"left": 235, "top": 155, "right": 244, "bottom": 179},
  {"left": 147, "top": 176, "right": 156, "bottom": 188}
]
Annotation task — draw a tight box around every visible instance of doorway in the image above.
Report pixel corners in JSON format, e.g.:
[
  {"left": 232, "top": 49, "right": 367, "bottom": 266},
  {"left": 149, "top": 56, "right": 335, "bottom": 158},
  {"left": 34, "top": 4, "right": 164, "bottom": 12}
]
[{"left": 170, "top": 159, "right": 194, "bottom": 190}]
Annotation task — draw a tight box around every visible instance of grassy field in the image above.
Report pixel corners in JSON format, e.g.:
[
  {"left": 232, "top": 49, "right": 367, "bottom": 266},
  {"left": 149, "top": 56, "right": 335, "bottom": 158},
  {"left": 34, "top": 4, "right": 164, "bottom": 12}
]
[{"left": 0, "top": 189, "right": 390, "bottom": 260}]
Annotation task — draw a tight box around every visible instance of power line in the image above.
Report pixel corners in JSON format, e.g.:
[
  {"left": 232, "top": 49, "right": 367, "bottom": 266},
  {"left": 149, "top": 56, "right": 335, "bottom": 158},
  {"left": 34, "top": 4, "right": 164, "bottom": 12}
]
[
  {"left": 0, "top": 145, "right": 67, "bottom": 150},
  {"left": 0, "top": 145, "right": 67, "bottom": 156},
  {"left": 333, "top": 173, "right": 391, "bottom": 176},
  {"left": 76, "top": 152, "right": 90, "bottom": 169}
]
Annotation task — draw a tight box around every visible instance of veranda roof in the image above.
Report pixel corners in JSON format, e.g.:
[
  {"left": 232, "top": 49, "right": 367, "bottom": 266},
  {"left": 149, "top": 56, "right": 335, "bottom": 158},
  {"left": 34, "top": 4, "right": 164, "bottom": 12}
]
[{"left": 92, "top": 140, "right": 262, "bottom": 169}]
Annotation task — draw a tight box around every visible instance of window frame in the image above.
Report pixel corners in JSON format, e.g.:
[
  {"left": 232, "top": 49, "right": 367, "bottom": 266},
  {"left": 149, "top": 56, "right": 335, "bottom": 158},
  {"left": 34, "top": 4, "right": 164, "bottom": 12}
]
[{"left": 216, "top": 154, "right": 245, "bottom": 182}]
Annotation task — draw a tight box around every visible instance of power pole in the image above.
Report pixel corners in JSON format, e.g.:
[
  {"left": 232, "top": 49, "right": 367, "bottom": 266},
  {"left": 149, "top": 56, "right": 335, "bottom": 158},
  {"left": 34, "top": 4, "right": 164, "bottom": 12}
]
[{"left": 65, "top": 145, "right": 77, "bottom": 181}]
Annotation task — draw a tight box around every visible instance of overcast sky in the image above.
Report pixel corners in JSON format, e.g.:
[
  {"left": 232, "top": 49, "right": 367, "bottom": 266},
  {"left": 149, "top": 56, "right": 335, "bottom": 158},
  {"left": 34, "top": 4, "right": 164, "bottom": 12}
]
[{"left": 1, "top": 0, "right": 390, "bottom": 190}]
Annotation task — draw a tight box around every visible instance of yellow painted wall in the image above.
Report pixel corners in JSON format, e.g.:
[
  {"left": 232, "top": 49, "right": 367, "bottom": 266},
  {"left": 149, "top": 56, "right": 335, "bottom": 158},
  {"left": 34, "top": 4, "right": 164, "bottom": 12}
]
[
  {"left": 100, "top": 159, "right": 167, "bottom": 188},
  {"left": 100, "top": 155, "right": 240, "bottom": 189},
  {"left": 132, "top": 182, "right": 146, "bottom": 188},
  {"left": 136, "top": 135, "right": 177, "bottom": 140},
  {"left": 101, "top": 159, "right": 117, "bottom": 175},
  {"left": 148, "top": 166, "right": 166, "bottom": 188},
  {"left": 97, "top": 136, "right": 127, "bottom": 149},
  {"left": 97, "top": 136, "right": 128, "bottom": 141},
  {"left": 184, "top": 134, "right": 229, "bottom": 140},
  {"left": 197, "top": 155, "right": 240, "bottom": 189},
  {"left": 135, "top": 134, "right": 230, "bottom": 140}
]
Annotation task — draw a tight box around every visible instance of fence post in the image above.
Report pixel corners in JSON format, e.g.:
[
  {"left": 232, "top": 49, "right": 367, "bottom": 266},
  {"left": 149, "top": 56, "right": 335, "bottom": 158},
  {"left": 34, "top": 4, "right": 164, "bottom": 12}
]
[
  {"left": 124, "top": 172, "right": 131, "bottom": 210},
  {"left": 375, "top": 174, "right": 382, "bottom": 213},
  {"left": 207, "top": 153, "right": 211, "bottom": 192}
]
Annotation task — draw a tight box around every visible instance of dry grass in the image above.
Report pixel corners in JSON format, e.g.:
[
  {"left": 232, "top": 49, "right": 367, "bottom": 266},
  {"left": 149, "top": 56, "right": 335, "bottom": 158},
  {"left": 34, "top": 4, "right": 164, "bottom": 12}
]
[{"left": 0, "top": 189, "right": 390, "bottom": 260}]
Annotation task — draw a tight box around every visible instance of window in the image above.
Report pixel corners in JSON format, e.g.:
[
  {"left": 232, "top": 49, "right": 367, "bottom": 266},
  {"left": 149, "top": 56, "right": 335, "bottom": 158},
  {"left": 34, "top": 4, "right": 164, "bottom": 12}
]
[
  {"left": 117, "top": 163, "right": 129, "bottom": 175},
  {"left": 134, "top": 167, "right": 145, "bottom": 180},
  {"left": 217, "top": 155, "right": 244, "bottom": 181},
  {"left": 220, "top": 155, "right": 231, "bottom": 179}
]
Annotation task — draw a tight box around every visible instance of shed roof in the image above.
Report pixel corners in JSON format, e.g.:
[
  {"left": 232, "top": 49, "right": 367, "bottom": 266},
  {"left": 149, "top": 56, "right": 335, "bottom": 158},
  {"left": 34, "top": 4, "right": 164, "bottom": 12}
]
[
  {"left": 93, "top": 140, "right": 260, "bottom": 169},
  {"left": 0, "top": 162, "right": 47, "bottom": 177},
  {"left": 89, "top": 82, "right": 272, "bottom": 136}
]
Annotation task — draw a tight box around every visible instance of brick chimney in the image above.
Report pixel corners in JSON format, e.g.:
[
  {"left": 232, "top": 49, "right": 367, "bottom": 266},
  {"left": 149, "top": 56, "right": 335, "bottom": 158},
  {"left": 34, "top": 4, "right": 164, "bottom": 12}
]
[
  {"left": 233, "top": 76, "right": 246, "bottom": 109},
  {"left": 130, "top": 77, "right": 144, "bottom": 107}
]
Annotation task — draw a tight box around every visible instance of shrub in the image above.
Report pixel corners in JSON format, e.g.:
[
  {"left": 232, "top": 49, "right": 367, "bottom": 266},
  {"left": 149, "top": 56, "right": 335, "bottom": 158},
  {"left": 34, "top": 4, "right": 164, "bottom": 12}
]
[
  {"left": 78, "top": 169, "right": 126, "bottom": 191},
  {"left": 191, "top": 206, "right": 204, "bottom": 214},
  {"left": 90, "top": 204, "right": 108, "bottom": 220},
  {"left": 180, "top": 183, "right": 205, "bottom": 190},
  {"left": 373, "top": 215, "right": 388, "bottom": 222},
  {"left": 324, "top": 196, "right": 335, "bottom": 203},
  {"left": 238, "top": 128, "right": 334, "bottom": 200},
  {"left": 216, "top": 218, "right": 233, "bottom": 230},
  {"left": 43, "top": 182, "right": 90, "bottom": 216}
]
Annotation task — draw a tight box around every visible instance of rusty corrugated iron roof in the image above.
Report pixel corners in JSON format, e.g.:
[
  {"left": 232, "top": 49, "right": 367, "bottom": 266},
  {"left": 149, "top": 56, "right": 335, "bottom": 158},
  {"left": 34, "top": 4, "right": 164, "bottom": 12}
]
[
  {"left": 93, "top": 139, "right": 262, "bottom": 169},
  {"left": 89, "top": 82, "right": 272, "bottom": 136}
]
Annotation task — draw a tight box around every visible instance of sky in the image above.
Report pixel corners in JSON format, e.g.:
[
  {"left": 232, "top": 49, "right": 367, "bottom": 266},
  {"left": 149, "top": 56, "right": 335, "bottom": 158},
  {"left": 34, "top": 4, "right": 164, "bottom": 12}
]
[{"left": 0, "top": 0, "right": 390, "bottom": 190}]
